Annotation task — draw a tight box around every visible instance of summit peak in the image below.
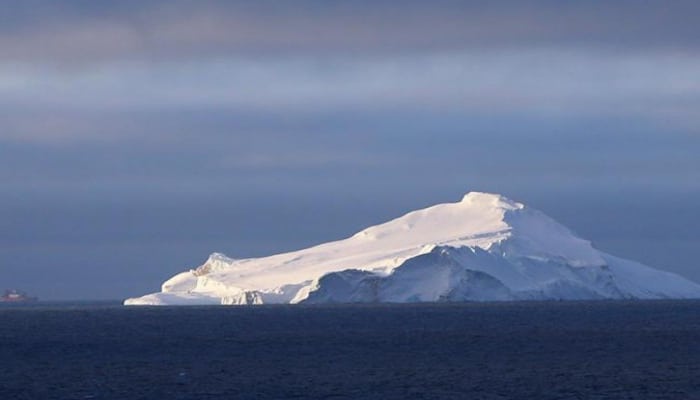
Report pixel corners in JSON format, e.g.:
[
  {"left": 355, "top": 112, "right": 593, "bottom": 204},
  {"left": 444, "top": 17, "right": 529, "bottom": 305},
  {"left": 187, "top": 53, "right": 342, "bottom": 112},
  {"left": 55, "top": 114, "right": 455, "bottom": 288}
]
[{"left": 460, "top": 192, "right": 524, "bottom": 210}]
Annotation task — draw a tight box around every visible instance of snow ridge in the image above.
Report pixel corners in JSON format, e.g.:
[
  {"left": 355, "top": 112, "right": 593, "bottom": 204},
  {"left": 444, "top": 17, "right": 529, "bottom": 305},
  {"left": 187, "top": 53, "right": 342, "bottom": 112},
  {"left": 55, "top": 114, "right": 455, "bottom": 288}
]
[{"left": 124, "top": 192, "right": 700, "bottom": 305}]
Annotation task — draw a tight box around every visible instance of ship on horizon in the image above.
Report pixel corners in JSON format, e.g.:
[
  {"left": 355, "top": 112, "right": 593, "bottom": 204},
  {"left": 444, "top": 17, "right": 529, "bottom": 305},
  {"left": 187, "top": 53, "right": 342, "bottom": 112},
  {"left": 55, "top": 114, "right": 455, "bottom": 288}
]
[{"left": 1, "top": 289, "right": 38, "bottom": 303}]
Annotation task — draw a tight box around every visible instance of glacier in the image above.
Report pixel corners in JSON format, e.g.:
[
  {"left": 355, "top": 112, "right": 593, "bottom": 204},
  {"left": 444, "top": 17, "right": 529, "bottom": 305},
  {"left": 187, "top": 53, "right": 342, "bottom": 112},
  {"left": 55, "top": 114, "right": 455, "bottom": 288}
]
[{"left": 124, "top": 192, "right": 700, "bottom": 305}]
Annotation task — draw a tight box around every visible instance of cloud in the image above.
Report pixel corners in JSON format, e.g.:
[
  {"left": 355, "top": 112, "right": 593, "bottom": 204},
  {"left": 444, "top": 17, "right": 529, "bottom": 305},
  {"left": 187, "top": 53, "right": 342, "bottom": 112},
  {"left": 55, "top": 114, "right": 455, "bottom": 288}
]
[
  {"left": 1, "top": 1, "right": 699, "bottom": 65},
  {"left": 3, "top": 1, "right": 699, "bottom": 146},
  {"left": 2, "top": 49, "right": 700, "bottom": 144}
]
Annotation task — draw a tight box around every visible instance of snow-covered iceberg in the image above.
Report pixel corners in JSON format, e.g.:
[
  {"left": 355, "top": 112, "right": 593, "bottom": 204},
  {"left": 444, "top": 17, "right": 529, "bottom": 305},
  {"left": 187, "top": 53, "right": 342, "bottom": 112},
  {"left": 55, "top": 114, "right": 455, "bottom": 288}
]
[{"left": 124, "top": 192, "right": 700, "bottom": 305}]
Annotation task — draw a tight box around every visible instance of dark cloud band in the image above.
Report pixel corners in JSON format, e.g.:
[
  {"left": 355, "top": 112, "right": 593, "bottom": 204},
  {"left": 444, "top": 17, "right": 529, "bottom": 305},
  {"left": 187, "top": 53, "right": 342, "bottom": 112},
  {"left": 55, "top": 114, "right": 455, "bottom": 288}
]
[{"left": 2, "top": 1, "right": 699, "bottom": 64}]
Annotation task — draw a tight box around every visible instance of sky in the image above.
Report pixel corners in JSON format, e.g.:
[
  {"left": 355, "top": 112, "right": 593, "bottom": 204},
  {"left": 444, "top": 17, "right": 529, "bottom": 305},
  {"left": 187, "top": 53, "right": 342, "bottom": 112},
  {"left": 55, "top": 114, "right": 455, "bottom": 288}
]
[{"left": 1, "top": 1, "right": 699, "bottom": 300}]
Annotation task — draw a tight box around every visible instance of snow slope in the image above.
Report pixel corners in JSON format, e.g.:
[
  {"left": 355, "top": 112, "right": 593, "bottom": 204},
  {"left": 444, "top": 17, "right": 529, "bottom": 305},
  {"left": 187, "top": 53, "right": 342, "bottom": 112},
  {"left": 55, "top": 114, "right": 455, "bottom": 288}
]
[{"left": 124, "top": 192, "right": 700, "bottom": 305}]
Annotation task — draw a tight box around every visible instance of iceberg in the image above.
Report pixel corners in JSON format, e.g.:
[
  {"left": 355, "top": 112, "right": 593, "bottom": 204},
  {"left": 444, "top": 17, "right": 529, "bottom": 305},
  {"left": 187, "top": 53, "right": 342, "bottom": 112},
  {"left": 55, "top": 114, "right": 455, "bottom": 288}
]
[{"left": 125, "top": 192, "right": 700, "bottom": 305}]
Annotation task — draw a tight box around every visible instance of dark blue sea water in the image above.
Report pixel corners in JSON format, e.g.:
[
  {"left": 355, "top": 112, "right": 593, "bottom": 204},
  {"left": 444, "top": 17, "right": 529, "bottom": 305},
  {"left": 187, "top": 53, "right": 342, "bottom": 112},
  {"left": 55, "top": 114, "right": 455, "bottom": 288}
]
[{"left": 2, "top": 301, "right": 700, "bottom": 399}]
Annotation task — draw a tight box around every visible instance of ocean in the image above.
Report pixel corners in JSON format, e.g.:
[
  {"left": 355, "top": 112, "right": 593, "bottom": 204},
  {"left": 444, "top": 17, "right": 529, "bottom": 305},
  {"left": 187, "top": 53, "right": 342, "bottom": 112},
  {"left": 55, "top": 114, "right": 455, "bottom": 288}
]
[{"left": 1, "top": 301, "right": 699, "bottom": 399}]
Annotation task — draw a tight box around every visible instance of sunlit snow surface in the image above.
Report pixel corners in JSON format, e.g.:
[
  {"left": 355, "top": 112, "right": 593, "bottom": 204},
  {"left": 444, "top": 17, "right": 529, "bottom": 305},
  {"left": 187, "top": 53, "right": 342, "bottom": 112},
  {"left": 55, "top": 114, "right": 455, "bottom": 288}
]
[{"left": 124, "top": 192, "right": 700, "bottom": 305}]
